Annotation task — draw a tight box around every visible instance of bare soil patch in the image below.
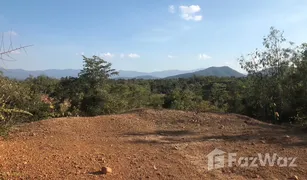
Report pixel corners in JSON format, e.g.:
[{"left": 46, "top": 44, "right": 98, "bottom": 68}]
[{"left": 0, "top": 109, "right": 306, "bottom": 179}]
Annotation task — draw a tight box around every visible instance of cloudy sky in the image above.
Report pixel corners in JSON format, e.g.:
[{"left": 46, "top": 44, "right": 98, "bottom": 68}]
[{"left": 1, "top": 0, "right": 307, "bottom": 72}]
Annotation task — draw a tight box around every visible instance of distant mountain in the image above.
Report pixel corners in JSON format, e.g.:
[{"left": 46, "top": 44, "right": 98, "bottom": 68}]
[
  {"left": 0, "top": 67, "right": 243, "bottom": 80},
  {"left": 117, "top": 69, "right": 199, "bottom": 78},
  {"left": 150, "top": 69, "right": 202, "bottom": 78},
  {"left": 0, "top": 68, "right": 199, "bottom": 80},
  {"left": 117, "top": 70, "right": 147, "bottom": 78},
  {"left": 166, "top": 66, "right": 245, "bottom": 79},
  {"left": 114, "top": 75, "right": 158, "bottom": 80},
  {"left": 0, "top": 68, "right": 80, "bottom": 79}
]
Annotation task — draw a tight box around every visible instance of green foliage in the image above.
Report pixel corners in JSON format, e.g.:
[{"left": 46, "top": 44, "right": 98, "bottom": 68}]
[
  {"left": 239, "top": 27, "right": 307, "bottom": 124},
  {"left": 79, "top": 55, "right": 118, "bottom": 87},
  {"left": 148, "top": 94, "right": 165, "bottom": 108},
  {"left": 76, "top": 56, "right": 119, "bottom": 116},
  {"left": 0, "top": 104, "right": 33, "bottom": 121},
  {"left": 164, "top": 88, "right": 200, "bottom": 111},
  {"left": 80, "top": 87, "right": 109, "bottom": 116},
  {"left": 0, "top": 77, "right": 42, "bottom": 126},
  {"left": 194, "top": 101, "right": 221, "bottom": 113},
  {"left": 25, "top": 75, "right": 59, "bottom": 94},
  {"left": 210, "top": 83, "right": 229, "bottom": 111}
]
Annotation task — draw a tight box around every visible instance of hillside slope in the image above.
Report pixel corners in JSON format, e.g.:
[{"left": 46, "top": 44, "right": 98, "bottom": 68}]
[
  {"left": 166, "top": 66, "right": 245, "bottom": 79},
  {"left": 0, "top": 109, "right": 306, "bottom": 179}
]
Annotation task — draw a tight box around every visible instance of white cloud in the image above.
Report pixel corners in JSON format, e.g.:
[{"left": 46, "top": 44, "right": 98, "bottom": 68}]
[
  {"left": 169, "top": 5, "right": 175, "bottom": 13},
  {"left": 193, "top": 15, "right": 203, "bottom": 21},
  {"left": 128, "top": 53, "right": 140, "bottom": 58},
  {"left": 168, "top": 55, "right": 175, "bottom": 59},
  {"left": 120, "top": 53, "right": 125, "bottom": 58},
  {"left": 179, "top": 5, "right": 203, "bottom": 21},
  {"left": 101, "top": 52, "right": 114, "bottom": 58},
  {"left": 198, "top": 53, "right": 211, "bottom": 60},
  {"left": 179, "top": 5, "right": 201, "bottom": 14},
  {"left": 181, "top": 14, "right": 203, "bottom": 21}
]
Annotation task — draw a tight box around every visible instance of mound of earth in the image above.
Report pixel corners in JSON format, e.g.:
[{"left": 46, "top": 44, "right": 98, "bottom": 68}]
[{"left": 0, "top": 109, "right": 306, "bottom": 179}]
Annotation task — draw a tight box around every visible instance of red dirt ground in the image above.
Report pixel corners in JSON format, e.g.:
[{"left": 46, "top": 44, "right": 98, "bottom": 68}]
[{"left": 0, "top": 109, "right": 306, "bottom": 179}]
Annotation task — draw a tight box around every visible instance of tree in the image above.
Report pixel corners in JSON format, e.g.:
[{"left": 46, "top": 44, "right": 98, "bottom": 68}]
[
  {"left": 78, "top": 55, "right": 119, "bottom": 116},
  {"left": 284, "top": 43, "right": 307, "bottom": 124},
  {"left": 238, "top": 27, "right": 299, "bottom": 123},
  {"left": 78, "top": 55, "right": 118, "bottom": 88}
]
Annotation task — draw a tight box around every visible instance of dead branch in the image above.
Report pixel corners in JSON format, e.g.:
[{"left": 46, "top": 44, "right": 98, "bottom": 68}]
[
  {"left": 0, "top": 31, "right": 33, "bottom": 62},
  {"left": 0, "top": 45, "right": 33, "bottom": 56}
]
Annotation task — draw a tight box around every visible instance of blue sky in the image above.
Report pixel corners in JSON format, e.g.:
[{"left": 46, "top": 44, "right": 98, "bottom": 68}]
[{"left": 1, "top": 0, "right": 307, "bottom": 72}]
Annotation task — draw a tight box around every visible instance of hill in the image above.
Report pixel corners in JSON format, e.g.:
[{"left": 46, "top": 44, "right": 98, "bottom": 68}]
[
  {"left": 0, "top": 109, "right": 306, "bottom": 179},
  {"left": 166, "top": 66, "right": 245, "bottom": 79}
]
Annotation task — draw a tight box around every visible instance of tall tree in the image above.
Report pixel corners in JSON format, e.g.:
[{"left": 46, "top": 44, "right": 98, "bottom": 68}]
[
  {"left": 238, "top": 27, "right": 297, "bottom": 123},
  {"left": 78, "top": 55, "right": 118, "bottom": 88},
  {"left": 78, "top": 55, "right": 118, "bottom": 116}
]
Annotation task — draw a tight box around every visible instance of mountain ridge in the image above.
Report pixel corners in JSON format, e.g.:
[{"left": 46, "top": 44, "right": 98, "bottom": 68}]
[
  {"left": 0, "top": 66, "right": 244, "bottom": 80},
  {"left": 165, "top": 66, "right": 245, "bottom": 78}
]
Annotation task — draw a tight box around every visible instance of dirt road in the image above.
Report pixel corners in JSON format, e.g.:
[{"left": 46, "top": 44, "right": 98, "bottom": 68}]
[{"left": 0, "top": 109, "right": 306, "bottom": 179}]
